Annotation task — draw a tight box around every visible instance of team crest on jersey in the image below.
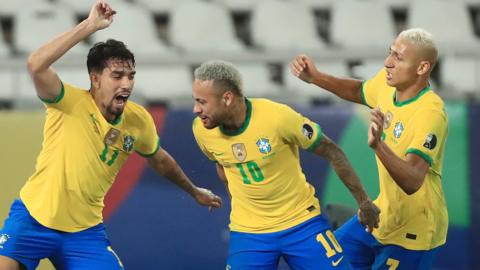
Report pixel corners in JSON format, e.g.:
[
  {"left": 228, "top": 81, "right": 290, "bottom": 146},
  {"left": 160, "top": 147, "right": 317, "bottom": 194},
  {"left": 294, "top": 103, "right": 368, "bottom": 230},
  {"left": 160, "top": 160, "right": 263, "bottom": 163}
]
[
  {"left": 256, "top": 138, "right": 271, "bottom": 154},
  {"left": 232, "top": 143, "right": 247, "bottom": 161},
  {"left": 384, "top": 111, "right": 393, "bottom": 129},
  {"left": 423, "top": 133, "right": 437, "bottom": 150},
  {"left": 123, "top": 135, "right": 135, "bottom": 152},
  {"left": 104, "top": 128, "right": 121, "bottom": 145},
  {"left": 393, "top": 122, "right": 404, "bottom": 138},
  {"left": 0, "top": 234, "right": 9, "bottom": 247}
]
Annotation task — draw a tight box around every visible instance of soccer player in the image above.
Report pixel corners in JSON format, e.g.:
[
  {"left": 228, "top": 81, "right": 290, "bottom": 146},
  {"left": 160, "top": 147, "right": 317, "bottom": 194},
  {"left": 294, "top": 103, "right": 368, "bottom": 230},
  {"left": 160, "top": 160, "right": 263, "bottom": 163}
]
[
  {"left": 290, "top": 28, "right": 448, "bottom": 269},
  {"left": 0, "top": 1, "right": 222, "bottom": 269},
  {"left": 191, "top": 60, "right": 380, "bottom": 270}
]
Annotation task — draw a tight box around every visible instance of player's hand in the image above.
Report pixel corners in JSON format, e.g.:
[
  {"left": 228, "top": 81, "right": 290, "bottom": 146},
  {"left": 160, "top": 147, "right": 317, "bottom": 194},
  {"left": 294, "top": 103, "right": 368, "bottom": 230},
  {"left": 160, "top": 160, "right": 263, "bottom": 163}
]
[
  {"left": 88, "top": 0, "right": 117, "bottom": 31},
  {"left": 193, "top": 187, "right": 223, "bottom": 211},
  {"left": 368, "top": 107, "right": 385, "bottom": 149},
  {"left": 357, "top": 200, "right": 380, "bottom": 232},
  {"left": 290, "top": 54, "right": 318, "bottom": 84}
]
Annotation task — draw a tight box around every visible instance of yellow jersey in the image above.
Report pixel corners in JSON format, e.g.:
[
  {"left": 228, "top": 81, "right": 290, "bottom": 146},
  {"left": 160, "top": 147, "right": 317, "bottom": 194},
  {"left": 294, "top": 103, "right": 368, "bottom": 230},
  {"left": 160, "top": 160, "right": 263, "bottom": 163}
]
[
  {"left": 362, "top": 69, "right": 448, "bottom": 250},
  {"left": 193, "top": 98, "right": 324, "bottom": 233},
  {"left": 20, "top": 83, "right": 159, "bottom": 232}
]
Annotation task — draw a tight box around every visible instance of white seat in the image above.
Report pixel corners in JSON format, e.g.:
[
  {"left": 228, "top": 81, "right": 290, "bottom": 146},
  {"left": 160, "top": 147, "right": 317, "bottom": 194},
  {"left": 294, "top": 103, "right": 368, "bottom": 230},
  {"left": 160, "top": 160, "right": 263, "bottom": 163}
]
[
  {"left": 57, "top": 0, "right": 127, "bottom": 14},
  {"left": 170, "top": 1, "right": 245, "bottom": 53},
  {"left": 0, "top": 41, "right": 10, "bottom": 58},
  {"left": 0, "top": 70, "right": 14, "bottom": 101},
  {"left": 298, "top": 0, "right": 334, "bottom": 9},
  {"left": 330, "top": 0, "right": 396, "bottom": 55},
  {"left": 236, "top": 63, "right": 281, "bottom": 98},
  {"left": 284, "top": 61, "right": 349, "bottom": 101},
  {"left": 56, "top": 67, "right": 91, "bottom": 90},
  {"left": 13, "top": 3, "right": 89, "bottom": 56},
  {"left": 133, "top": 66, "right": 193, "bottom": 103},
  {"left": 251, "top": 0, "right": 327, "bottom": 53},
  {"left": 15, "top": 71, "right": 44, "bottom": 109},
  {"left": 91, "top": 3, "right": 171, "bottom": 57},
  {"left": 135, "top": 0, "right": 179, "bottom": 14},
  {"left": 351, "top": 60, "right": 385, "bottom": 80},
  {"left": 408, "top": 0, "right": 480, "bottom": 54},
  {"left": 0, "top": 0, "right": 49, "bottom": 17},
  {"left": 441, "top": 57, "right": 479, "bottom": 96},
  {"left": 213, "top": 0, "right": 258, "bottom": 12}
]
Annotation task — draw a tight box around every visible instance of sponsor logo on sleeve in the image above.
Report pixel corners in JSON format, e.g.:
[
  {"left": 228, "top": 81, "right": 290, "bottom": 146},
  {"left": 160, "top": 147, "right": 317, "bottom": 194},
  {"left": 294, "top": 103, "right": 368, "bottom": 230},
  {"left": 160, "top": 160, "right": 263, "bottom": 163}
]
[{"left": 423, "top": 133, "right": 437, "bottom": 150}]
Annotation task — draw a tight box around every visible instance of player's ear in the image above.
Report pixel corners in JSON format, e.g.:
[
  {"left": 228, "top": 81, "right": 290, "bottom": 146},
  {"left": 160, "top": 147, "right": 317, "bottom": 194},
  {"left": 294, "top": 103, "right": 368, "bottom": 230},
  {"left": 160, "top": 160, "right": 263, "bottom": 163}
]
[
  {"left": 417, "top": 61, "right": 431, "bottom": 76},
  {"left": 89, "top": 72, "right": 100, "bottom": 89},
  {"left": 223, "top": 90, "right": 234, "bottom": 106}
]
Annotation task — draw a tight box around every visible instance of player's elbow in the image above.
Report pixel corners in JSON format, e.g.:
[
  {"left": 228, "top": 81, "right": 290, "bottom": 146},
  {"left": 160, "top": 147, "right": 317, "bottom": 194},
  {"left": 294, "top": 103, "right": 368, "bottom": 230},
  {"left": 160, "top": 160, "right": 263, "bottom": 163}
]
[
  {"left": 401, "top": 177, "right": 424, "bottom": 195},
  {"left": 27, "top": 54, "right": 42, "bottom": 75}
]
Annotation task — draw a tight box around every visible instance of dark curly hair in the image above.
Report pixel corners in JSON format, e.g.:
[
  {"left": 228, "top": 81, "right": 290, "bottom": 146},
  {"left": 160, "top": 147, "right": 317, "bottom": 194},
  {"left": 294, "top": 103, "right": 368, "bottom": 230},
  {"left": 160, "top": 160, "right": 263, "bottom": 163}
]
[{"left": 87, "top": 39, "right": 135, "bottom": 73}]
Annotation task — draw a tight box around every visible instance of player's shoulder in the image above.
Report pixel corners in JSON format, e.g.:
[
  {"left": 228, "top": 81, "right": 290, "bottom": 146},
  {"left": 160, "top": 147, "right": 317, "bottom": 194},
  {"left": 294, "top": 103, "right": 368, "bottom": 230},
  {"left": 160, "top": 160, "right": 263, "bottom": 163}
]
[
  {"left": 250, "top": 98, "right": 291, "bottom": 114},
  {"left": 417, "top": 89, "right": 447, "bottom": 120},
  {"left": 124, "top": 101, "right": 152, "bottom": 123},
  {"left": 62, "top": 82, "right": 89, "bottom": 97}
]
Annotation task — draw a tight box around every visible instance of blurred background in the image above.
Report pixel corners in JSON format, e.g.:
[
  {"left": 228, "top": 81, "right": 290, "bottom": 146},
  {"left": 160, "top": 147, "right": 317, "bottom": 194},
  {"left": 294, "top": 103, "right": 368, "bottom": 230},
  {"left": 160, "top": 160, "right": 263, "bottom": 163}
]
[{"left": 0, "top": 0, "right": 479, "bottom": 269}]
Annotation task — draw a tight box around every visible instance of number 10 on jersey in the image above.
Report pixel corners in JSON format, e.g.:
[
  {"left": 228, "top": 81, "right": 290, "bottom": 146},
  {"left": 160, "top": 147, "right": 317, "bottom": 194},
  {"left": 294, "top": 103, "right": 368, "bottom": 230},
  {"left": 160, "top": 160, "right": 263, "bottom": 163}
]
[{"left": 236, "top": 161, "right": 265, "bottom": 184}]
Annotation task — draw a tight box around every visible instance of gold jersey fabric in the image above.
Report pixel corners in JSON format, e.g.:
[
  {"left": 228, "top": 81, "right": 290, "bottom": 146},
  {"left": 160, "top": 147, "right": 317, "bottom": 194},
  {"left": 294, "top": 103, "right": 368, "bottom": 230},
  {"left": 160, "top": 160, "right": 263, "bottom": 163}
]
[
  {"left": 362, "top": 69, "right": 448, "bottom": 250},
  {"left": 193, "top": 98, "right": 324, "bottom": 233},
  {"left": 20, "top": 83, "right": 159, "bottom": 232}
]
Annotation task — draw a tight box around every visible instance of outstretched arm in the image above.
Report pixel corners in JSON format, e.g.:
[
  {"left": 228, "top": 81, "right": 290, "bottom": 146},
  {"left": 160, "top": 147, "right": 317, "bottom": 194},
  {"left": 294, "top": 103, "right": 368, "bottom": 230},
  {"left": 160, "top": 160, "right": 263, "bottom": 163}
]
[
  {"left": 290, "top": 54, "right": 363, "bottom": 104},
  {"left": 147, "top": 148, "right": 223, "bottom": 210},
  {"left": 313, "top": 134, "right": 380, "bottom": 232},
  {"left": 368, "top": 108, "right": 429, "bottom": 194},
  {"left": 27, "top": 0, "right": 116, "bottom": 101}
]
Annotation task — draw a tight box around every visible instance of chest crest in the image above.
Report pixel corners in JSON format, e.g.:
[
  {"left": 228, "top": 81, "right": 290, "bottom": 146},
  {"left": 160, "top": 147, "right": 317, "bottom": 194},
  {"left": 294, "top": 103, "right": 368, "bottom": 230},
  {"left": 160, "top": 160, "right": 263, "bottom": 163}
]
[{"left": 232, "top": 143, "right": 247, "bottom": 162}]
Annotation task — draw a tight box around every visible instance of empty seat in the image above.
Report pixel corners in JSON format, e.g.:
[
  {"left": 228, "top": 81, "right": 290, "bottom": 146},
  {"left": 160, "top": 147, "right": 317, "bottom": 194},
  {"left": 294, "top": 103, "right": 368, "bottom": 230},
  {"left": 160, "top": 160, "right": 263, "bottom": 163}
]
[
  {"left": 170, "top": 1, "right": 245, "bottom": 53},
  {"left": 91, "top": 3, "right": 171, "bottom": 57},
  {"left": 0, "top": 70, "right": 14, "bottom": 102},
  {"left": 13, "top": 2, "right": 89, "bottom": 56},
  {"left": 133, "top": 65, "right": 193, "bottom": 103},
  {"left": 284, "top": 61, "right": 349, "bottom": 101},
  {"left": 441, "top": 57, "right": 479, "bottom": 96},
  {"left": 298, "top": 0, "right": 334, "bottom": 9},
  {"left": 330, "top": 0, "right": 396, "bottom": 56},
  {"left": 135, "top": 0, "right": 178, "bottom": 14},
  {"left": 408, "top": 0, "right": 480, "bottom": 54},
  {"left": 15, "top": 71, "right": 44, "bottom": 109},
  {"left": 0, "top": 41, "right": 10, "bottom": 58},
  {"left": 251, "top": 0, "right": 327, "bottom": 53},
  {"left": 236, "top": 63, "right": 281, "bottom": 98},
  {"left": 214, "top": 0, "right": 258, "bottom": 12},
  {"left": 56, "top": 67, "right": 91, "bottom": 90},
  {"left": 351, "top": 60, "right": 385, "bottom": 80},
  {"left": 57, "top": 0, "right": 127, "bottom": 14},
  {"left": 0, "top": 0, "right": 49, "bottom": 17}
]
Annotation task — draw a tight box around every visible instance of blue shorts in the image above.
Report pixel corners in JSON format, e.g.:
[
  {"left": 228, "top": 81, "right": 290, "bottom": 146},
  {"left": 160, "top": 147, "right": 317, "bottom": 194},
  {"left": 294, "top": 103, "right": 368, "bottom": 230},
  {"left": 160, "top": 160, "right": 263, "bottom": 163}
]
[
  {"left": 334, "top": 215, "right": 440, "bottom": 270},
  {"left": 227, "top": 215, "right": 352, "bottom": 270},
  {"left": 0, "top": 200, "right": 124, "bottom": 270}
]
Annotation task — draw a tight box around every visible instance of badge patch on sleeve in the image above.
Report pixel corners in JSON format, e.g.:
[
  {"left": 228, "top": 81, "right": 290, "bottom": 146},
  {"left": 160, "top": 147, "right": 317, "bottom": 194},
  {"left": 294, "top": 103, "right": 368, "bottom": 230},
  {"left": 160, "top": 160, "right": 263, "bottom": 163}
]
[
  {"left": 302, "top": 124, "right": 314, "bottom": 140},
  {"left": 423, "top": 133, "right": 437, "bottom": 150}
]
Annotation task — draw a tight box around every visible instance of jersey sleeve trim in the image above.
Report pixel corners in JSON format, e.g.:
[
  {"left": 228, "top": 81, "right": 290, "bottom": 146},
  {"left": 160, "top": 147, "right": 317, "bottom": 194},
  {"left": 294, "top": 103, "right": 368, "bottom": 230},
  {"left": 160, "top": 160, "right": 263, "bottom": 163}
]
[
  {"left": 136, "top": 137, "right": 161, "bottom": 157},
  {"left": 360, "top": 81, "right": 372, "bottom": 108},
  {"left": 306, "top": 124, "right": 324, "bottom": 152},
  {"left": 406, "top": 148, "right": 433, "bottom": 166},
  {"left": 39, "top": 82, "right": 65, "bottom": 104}
]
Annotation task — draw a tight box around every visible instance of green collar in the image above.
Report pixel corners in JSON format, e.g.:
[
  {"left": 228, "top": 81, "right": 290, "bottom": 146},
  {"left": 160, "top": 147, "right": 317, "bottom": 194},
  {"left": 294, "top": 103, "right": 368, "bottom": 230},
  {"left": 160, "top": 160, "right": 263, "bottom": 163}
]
[
  {"left": 220, "top": 98, "right": 252, "bottom": 136},
  {"left": 108, "top": 114, "right": 122, "bottom": 125},
  {"left": 393, "top": 85, "right": 431, "bottom": 107}
]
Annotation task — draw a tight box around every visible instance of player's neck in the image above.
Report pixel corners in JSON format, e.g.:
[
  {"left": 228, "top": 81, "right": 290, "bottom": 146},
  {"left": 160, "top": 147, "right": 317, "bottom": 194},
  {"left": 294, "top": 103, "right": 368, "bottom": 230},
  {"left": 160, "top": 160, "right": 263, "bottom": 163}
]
[
  {"left": 395, "top": 80, "right": 429, "bottom": 103},
  {"left": 222, "top": 98, "right": 247, "bottom": 131}
]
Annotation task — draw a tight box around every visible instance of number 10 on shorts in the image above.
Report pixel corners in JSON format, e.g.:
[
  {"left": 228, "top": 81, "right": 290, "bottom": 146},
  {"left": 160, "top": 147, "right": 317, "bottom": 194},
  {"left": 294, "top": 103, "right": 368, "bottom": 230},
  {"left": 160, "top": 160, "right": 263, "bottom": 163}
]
[{"left": 316, "top": 230, "right": 343, "bottom": 258}]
